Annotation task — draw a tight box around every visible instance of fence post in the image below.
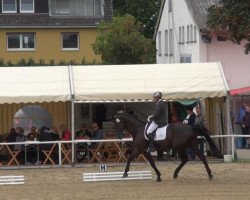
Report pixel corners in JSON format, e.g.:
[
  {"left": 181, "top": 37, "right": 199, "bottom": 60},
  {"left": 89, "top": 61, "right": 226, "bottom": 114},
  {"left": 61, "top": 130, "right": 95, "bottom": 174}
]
[
  {"left": 59, "top": 143, "right": 62, "bottom": 166},
  {"left": 232, "top": 136, "right": 235, "bottom": 160}
]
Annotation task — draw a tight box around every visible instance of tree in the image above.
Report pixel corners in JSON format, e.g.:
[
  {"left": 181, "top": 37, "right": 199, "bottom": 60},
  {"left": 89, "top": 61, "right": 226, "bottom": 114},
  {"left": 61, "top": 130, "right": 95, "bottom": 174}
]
[
  {"left": 113, "top": 0, "right": 162, "bottom": 38},
  {"left": 92, "top": 14, "right": 156, "bottom": 64},
  {"left": 207, "top": 0, "right": 250, "bottom": 54}
]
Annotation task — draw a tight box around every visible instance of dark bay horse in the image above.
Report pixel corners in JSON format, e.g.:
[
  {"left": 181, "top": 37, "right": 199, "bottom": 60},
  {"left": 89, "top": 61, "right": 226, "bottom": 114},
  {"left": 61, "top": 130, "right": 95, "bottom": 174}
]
[{"left": 113, "top": 113, "right": 221, "bottom": 182}]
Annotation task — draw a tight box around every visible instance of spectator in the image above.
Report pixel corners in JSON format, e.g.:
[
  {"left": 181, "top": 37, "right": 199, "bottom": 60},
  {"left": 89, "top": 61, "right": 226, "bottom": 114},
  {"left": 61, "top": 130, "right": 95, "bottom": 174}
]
[
  {"left": 242, "top": 105, "right": 250, "bottom": 149},
  {"left": 26, "top": 126, "right": 39, "bottom": 141},
  {"left": 194, "top": 106, "right": 206, "bottom": 155},
  {"left": 184, "top": 106, "right": 196, "bottom": 160},
  {"left": 60, "top": 124, "right": 71, "bottom": 141},
  {"left": 14, "top": 127, "right": 25, "bottom": 164},
  {"left": 238, "top": 102, "right": 247, "bottom": 148},
  {"left": 169, "top": 106, "right": 182, "bottom": 124},
  {"left": 6, "top": 128, "right": 17, "bottom": 150},
  {"left": 51, "top": 126, "right": 60, "bottom": 141},
  {"left": 90, "top": 123, "right": 103, "bottom": 140},
  {"left": 39, "top": 126, "right": 55, "bottom": 150},
  {"left": 75, "top": 123, "right": 91, "bottom": 139}
]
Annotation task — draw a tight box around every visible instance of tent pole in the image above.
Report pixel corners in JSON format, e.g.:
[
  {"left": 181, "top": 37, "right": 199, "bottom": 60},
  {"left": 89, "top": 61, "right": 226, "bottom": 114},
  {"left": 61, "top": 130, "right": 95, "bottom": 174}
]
[{"left": 68, "top": 65, "right": 75, "bottom": 164}]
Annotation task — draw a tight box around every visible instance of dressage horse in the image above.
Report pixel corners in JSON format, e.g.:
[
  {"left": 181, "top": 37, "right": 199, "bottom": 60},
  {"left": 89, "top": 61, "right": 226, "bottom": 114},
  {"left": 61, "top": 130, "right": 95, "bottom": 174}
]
[{"left": 113, "top": 113, "right": 221, "bottom": 182}]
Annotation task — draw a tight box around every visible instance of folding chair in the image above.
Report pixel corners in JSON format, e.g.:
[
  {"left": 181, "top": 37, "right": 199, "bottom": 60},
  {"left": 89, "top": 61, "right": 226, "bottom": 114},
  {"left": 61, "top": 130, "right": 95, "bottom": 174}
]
[
  {"left": 89, "top": 142, "right": 104, "bottom": 163},
  {"left": 42, "top": 144, "right": 56, "bottom": 165},
  {"left": 6, "top": 145, "right": 20, "bottom": 166},
  {"left": 105, "top": 142, "right": 119, "bottom": 162},
  {"left": 61, "top": 143, "right": 71, "bottom": 164},
  {"left": 136, "top": 154, "right": 147, "bottom": 162}
]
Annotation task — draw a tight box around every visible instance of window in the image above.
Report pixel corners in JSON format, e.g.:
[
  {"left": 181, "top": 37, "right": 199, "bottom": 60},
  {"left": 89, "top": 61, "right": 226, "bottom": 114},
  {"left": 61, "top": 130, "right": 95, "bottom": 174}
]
[
  {"left": 178, "top": 27, "right": 181, "bottom": 44},
  {"left": 2, "top": 0, "right": 17, "bottom": 13},
  {"left": 168, "top": 0, "right": 172, "bottom": 12},
  {"left": 165, "top": 30, "right": 168, "bottom": 55},
  {"left": 14, "top": 105, "right": 52, "bottom": 133},
  {"left": 190, "top": 25, "right": 193, "bottom": 42},
  {"left": 7, "top": 33, "right": 35, "bottom": 51},
  {"left": 182, "top": 26, "right": 185, "bottom": 44},
  {"left": 61, "top": 32, "right": 79, "bottom": 50},
  {"left": 193, "top": 26, "right": 197, "bottom": 42},
  {"left": 169, "top": 29, "right": 174, "bottom": 55},
  {"left": 180, "top": 54, "right": 192, "bottom": 63},
  {"left": 55, "top": 0, "right": 70, "bottom": 14},
  {"left": 158, "top": 31, "right": 162, "bottom": 55},
  {"left": 51, "top": 0, "right": 102, "bottom": 16},
  {"left": 20, "top": 0, "right": 34, "bottom": 13}
]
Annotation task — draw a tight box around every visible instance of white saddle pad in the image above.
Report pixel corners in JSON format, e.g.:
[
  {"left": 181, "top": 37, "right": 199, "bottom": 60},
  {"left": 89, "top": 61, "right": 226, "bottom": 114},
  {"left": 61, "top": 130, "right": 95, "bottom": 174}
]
[{"left": 145, "top": 124, "right": 168, "bottom": 141}]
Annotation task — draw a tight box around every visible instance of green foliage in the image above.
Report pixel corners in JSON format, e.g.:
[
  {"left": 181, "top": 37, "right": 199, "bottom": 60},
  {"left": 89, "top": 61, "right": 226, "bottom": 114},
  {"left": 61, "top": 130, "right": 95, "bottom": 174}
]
[
  {"left": 0, "top": 58, "right": 99, "bottom": 67},
  {"left": 27, "top": 58, "right": 36, "bottom": 66},
  {"left": 113, "top": 0, "right": 162, "bottom": 38},
  {"left": 207, "top": 0, "right": 250, "bottom": 54},
  {"left": 92, "top": 15, "right": 156, "bottom": 64}
]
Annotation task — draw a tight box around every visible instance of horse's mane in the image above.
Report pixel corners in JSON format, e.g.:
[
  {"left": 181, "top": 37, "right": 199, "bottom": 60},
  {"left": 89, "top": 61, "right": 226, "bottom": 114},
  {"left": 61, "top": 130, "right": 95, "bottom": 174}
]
[{"left": 118, "top": 113, "right": 145, "bottom": 125}]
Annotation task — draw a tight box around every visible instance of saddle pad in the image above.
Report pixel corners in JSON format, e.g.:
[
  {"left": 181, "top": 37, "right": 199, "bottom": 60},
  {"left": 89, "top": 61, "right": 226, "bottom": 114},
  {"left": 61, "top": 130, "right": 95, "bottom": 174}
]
[{"left": 144, "top": 123, "right": 168, "bottom": 141}]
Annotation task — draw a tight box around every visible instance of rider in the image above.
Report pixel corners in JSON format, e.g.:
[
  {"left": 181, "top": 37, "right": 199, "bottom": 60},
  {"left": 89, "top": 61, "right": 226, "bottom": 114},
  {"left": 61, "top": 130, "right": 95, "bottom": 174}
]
[{"left": 147, "top": 91, "right": 166, "bottom": 152}]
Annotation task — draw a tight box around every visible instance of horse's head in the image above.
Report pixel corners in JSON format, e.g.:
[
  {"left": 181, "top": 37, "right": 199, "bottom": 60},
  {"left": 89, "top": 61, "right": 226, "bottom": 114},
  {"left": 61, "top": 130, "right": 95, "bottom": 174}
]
[{"left": 113, "top": 114, "right": 127, "bottom": 139}]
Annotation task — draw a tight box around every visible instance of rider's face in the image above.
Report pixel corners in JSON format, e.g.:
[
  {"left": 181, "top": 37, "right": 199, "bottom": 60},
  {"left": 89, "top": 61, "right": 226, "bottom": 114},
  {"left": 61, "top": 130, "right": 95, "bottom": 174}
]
[{"left": 153, "top": 97, "right": 158, "bottom": 102}]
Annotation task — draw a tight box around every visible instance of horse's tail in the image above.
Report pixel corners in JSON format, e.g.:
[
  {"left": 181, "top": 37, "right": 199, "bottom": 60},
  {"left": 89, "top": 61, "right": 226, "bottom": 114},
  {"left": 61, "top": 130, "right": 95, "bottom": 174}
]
[{"left": 193, "top": 125, "right": 223, "bottom": 158}]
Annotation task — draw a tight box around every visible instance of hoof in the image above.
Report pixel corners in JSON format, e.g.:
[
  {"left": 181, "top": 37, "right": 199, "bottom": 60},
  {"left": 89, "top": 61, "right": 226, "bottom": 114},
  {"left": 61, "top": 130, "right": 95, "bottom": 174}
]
[
  {"left": 157, "top": 177, "right": 161, "bottom": 182},
  {"left": 209, "top": 174, "right": 213, "bottom": 180},
  {"left": 123, "top": 173, "right": 128, "bottom": 178},
  {"left": 173, "top": 174, "right": 178, "bottom": 179}
]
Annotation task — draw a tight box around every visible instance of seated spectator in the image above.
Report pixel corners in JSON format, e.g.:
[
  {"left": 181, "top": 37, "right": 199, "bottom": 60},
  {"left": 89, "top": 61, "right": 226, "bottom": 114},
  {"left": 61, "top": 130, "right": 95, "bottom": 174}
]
[
  {"left": 75, "top": 124, "right": 91, "bottom": 139},
  {"left": 169, "top": 107, "right": 182, "bottom": 124},
  {"left": 14, "top": 127, "right": 25, "bottom": 164},
  {"left": 26, "top": 126, "right": 39, "bottom": 141},
  {"left": 51, "top": 126, "right": 60, "bottom": 141},
  {"left": 39, "top": 126, "right": 55, "bottom": 150},
  {"left": 6, "top": 128, "right": 17, "bottom": 150},
  {"left": 89, "top": 123, "right": 103, "bottom": 149},
  {"left": 60, "top": 124, "right": 71, "bottom": 141}
]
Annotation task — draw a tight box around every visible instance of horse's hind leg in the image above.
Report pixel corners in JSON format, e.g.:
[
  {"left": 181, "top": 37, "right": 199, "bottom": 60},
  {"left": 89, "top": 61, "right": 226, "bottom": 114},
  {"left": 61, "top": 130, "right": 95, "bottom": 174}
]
[
  {"left": 173, "top": 148, "right": 188, "bottom": 179},
  {"left": 123, "top": 149, "right": 140, "bottom": 178},
  {"left": 142, "top": 150, "right": 161, "bottom": 182},
  {"left": 194, "top": 144, "right": 213, "bottom": 180}
]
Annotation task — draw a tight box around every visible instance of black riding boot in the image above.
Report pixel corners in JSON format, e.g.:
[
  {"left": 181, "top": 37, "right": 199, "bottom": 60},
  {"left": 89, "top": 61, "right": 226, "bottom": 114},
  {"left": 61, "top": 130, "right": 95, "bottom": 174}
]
[{"left": 147, "top": 133, "right": 155, "bottom": 152}]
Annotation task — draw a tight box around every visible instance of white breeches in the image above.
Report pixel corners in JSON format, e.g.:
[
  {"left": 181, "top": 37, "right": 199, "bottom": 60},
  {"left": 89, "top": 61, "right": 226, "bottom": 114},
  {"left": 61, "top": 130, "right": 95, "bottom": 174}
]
[{"left": 146, "top": 121, "right": 158, "bottom": 135}]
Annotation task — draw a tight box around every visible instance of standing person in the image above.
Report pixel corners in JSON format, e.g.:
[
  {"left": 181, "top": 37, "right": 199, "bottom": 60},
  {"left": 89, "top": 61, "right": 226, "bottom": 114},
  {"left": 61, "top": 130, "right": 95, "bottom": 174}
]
[
  {"left": 195, "top": 106, "right": 207, "bottom": 155},
  {"left": 238, "top": 102, "right": 247, "bottom": 148},
  {"left": 183, "top": 106, "right": 196, "bottom": 160},
  {"left": 242, "top": 105, "right": 250, "bottom": 149},
  {"left": 146, "top": 91, "right": 166, "bottom": 153}
]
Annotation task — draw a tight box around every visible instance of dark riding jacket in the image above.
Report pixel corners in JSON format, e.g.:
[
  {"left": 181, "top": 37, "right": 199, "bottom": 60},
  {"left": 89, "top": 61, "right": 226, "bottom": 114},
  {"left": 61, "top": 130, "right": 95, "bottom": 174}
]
[{"left": 151, "top": 99, "right": 167, "bottom": 126}]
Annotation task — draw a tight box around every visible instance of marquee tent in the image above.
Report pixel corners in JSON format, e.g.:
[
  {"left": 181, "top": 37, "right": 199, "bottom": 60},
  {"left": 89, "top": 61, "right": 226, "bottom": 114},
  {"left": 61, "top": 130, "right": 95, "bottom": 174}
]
[
  {"left": 0, "top": 63, "right": 228, "bottom": 104},
  {"left": 72, "top": 62, "right": 228, "bottom": 102}
]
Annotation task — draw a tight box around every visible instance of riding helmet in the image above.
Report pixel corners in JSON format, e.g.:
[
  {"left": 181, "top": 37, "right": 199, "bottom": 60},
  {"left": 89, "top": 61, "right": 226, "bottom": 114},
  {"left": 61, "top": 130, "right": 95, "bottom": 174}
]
[{"left": 153, "top": 91, "right": 162, "bottom": 98}]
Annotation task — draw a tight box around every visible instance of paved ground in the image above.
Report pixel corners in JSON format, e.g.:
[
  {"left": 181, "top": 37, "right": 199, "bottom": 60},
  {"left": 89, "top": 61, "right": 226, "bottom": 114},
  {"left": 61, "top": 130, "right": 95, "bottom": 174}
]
[{"left": 0, "top": 162, "right": 250, "bottom": 200}]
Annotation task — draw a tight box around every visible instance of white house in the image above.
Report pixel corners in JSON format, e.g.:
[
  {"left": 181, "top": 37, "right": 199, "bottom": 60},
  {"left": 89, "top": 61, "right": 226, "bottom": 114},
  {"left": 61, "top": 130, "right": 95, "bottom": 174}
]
[{"left": 154, "top": 0, "right": 250, "bottom": 119}]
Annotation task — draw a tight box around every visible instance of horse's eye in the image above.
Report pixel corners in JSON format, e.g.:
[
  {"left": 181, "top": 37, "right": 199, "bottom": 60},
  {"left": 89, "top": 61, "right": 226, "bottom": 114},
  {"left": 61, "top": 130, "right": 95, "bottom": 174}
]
[{"left": 116, "top": 119, "right": 120, "bottom": 123}]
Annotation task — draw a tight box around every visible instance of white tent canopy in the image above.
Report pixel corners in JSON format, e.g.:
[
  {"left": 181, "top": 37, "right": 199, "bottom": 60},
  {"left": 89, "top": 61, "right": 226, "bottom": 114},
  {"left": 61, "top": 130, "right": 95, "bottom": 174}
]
[
  {"left": 0, "top": 66, "right": 70, "bottom": 104},
  {"left": 72, "top": 63, "right": 228, "bottom": 102},
  {"left": 0, "top": 63, "right": 228, "bottom": 104}
]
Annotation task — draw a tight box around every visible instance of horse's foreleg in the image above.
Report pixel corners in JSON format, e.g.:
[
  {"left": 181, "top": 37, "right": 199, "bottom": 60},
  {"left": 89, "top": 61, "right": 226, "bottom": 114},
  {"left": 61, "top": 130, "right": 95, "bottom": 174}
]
[
  {"left": 123, "top": 149, "right": 140, "bottom": 178},
  {"left": 173, "top": 149, "right": 188, "bottom": 179},
  {"left": 195, "top": 145, "right": 213, "bottom": 180},
  {"left": 142, "top": 151, "right": 161, "bottom": 182}
]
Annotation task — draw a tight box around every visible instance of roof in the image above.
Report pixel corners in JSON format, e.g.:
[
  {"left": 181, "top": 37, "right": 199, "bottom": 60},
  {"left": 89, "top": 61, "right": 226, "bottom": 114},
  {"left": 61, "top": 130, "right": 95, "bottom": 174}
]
[
  {"left": 154, "top": 0, "right": 218, "bottom": 38},
  {"left": 0, "top": 66, "right": 70, "bottom": 104},
  {"left": 185, "top": 0, "right": 218, "bottom": 29},
  {"left": 0, "top": 63, "right": 227, "bottom": 104},
  {"left": 72, "top": 63, "right": 228, "bottom": 102}
]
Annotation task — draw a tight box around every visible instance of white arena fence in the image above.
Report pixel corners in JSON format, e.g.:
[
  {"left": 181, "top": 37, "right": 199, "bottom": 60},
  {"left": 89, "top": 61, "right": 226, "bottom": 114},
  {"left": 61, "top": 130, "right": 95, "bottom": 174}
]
[
  {"left": 0, "top": 175, "right": 24, "bottom": 185},
  {"left": 0, "top": 135, "right": 249, "bottom": 167}
]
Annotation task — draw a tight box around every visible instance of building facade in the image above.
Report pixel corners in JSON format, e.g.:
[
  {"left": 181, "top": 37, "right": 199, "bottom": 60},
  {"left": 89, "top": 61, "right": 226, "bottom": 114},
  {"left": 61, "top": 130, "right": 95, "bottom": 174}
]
[{"left": 0, "top": 0, "right": 113, "bottom": 64}]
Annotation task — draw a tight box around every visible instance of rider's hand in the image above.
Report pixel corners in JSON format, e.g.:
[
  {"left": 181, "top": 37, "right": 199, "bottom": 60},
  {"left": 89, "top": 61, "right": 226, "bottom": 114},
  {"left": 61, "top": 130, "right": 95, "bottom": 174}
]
[{"left": 147, "top": 115, "right": 152, "bottom": 122}]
